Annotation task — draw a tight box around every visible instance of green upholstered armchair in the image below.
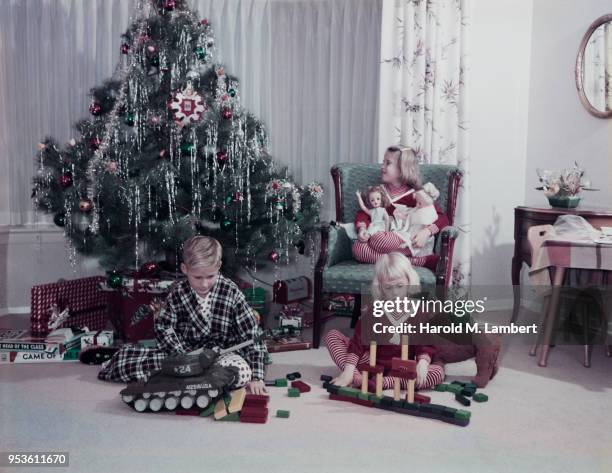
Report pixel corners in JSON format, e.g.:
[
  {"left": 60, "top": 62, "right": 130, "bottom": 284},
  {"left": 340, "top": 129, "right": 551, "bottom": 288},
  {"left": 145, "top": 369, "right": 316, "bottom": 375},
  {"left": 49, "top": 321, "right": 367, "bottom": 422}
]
[{"left": 312, "top": 163, "right": 462, "bottom": 348}]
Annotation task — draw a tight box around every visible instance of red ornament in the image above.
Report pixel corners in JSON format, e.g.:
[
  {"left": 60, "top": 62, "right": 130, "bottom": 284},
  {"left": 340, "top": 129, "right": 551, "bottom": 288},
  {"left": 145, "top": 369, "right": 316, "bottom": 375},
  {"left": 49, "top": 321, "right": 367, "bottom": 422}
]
[
  {"left": 89, "top": 102, "right": 102, "bottom": 116},
  {"left": 216, "top": 150, "right": 229, "bottom": 166},
  {"left": 200, "top": 18, "right": 209, "bottom": 26},
  {"left": 90, "top": 137, "right": 101, "bottom": 150},
  {"left": 268, "top": 250, "right": 280, "bottom": 263},
  {"left": 233, "top": 191, "right": 243, "bottom": 202},
  {"left": 59, "top": 173, "right": 73, "bottom": 188},
  {"left": 120, "top": 43, "right": 130, "bottom": 54},
  {"left": 140, "top": 261, "right": 159, "bottom": 276},
  {"left": 221, "top": 108, "right": 233, "bottom": 120},
  {"left": 163, "top": 0, "right": 176, "bottom": 10},
  {"left": 79, "top": 198, "right": 93, "bottom": 212}
]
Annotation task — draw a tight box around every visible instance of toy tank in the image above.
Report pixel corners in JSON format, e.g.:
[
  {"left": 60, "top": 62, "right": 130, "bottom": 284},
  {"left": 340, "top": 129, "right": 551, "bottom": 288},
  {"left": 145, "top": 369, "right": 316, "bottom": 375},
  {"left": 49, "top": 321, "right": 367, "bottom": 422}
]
[{"left": 119, "top": 341, "right": 253, "bottom": 413}]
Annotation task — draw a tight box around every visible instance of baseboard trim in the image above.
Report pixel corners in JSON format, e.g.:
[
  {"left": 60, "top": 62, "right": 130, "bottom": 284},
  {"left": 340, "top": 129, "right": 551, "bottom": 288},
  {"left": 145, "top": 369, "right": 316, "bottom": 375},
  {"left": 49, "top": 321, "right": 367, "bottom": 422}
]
[{"left": 0, "top": 307, "right": 30, "bottom": 316}]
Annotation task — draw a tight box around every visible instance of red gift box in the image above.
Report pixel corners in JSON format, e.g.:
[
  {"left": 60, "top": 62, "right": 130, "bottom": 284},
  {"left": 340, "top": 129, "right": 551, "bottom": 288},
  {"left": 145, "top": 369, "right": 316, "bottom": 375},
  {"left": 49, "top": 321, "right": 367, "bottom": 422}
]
[
  {"left": 103, "top": 277, "right": 176, "bottom": 343},
  {"left": 30, "top": 276, "right": 109, "bottom": 337}
]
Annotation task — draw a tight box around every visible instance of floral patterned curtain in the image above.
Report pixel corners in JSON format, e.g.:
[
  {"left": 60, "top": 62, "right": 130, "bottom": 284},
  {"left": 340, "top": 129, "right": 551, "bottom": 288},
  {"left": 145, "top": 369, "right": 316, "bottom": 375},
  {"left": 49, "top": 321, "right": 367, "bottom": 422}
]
[{"left": 378, "top": 0, "right": 471, "bottom": 286}]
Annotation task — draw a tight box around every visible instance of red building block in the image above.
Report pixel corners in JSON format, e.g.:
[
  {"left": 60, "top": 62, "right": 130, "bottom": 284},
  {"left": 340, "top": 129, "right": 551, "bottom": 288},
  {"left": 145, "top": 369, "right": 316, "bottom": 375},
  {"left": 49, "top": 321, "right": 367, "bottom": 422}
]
[
  {"left": 239, "top": 416, "right": 268, "bottom": 424},
  {"left": 414, "top": 393, "right": 431, "bottom": 404},
  {"left": 243, "top": 394, "right": 269, "bottom": 408},
  {"left": 391, "top": 358, "right": 417, "bottom": 372},
  {"left": 290, "top": 380, "right": 311, "bottom": 393},
  {"left": 357, "top": 364, "right": 385, "bottom": 375},
  {"left": 388, "top": 369, "right": 417, "bottom": 380},
  {"left": 240, "top": 407, "right": 269, "bottom": 419}
]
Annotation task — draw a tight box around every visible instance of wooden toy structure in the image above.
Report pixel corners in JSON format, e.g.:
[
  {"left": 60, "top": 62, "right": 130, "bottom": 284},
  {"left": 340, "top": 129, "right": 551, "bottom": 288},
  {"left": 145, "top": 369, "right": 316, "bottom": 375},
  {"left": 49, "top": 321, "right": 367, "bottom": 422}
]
[{"left": 324, "top": 335, "right": 472, "bottom": 427}]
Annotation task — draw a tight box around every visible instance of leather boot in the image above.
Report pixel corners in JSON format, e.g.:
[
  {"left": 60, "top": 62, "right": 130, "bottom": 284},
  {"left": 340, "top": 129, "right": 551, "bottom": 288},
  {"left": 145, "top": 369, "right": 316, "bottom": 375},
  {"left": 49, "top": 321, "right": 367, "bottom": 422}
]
[{"left": 472, "top": 335, "right": 501, "bottom": 388}]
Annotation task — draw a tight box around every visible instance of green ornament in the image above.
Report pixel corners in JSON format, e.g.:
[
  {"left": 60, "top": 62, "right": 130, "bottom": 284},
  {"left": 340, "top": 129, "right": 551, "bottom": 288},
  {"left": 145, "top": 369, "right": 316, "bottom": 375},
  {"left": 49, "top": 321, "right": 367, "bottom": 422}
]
[
  {"left": 225, "top": 194, "right": 234, "bottom": 205},
  {"left": 125, "top": 113, "right": 135, "bottom": 126},
  {"left": 181, "top": 143, "right": 195, "bottom": 154},
  {"left": 275, "top": 200, "right": 285, "bottom": 210},
  {"left": 107, "top": 272, "right": 123, "bottom": 289},
  {"left": 228, "top": 88, "right": 237, "bottom": 97},
  {"left": 53, "top": 212, "right": 66, "bottom": 227},
  {"left": 221, "top": 219, "right": 233, "bottom": 231},
  {"left": 195, "top": 47, "right": 206, "bottom": 60}
]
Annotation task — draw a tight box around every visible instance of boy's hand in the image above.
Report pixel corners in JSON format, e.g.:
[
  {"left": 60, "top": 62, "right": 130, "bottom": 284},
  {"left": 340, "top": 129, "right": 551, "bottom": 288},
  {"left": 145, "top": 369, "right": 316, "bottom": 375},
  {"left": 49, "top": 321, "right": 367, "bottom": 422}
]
[{"left": 247, "top": 380, "right": 268, "bottom": 395}]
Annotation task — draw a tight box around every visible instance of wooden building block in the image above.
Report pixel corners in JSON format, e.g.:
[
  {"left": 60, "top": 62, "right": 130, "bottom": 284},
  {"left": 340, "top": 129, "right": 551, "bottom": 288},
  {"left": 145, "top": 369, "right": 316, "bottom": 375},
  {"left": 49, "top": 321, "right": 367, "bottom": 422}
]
[
  {"left": 213, "top": 398, "right": 229, "bottom": 420},
  {"left": 291, "top": 380, "right": 311, "bottom": 393},
  {"left": 227, "top": 388, "right": 247, "bottom": 413}
]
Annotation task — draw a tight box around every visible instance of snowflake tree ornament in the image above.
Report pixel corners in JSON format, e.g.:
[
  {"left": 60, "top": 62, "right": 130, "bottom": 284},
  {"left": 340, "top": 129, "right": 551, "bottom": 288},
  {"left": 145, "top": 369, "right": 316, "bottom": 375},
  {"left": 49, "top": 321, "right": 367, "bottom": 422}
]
[{"left": 168, "top": 82, "right": 206, "bottom": 127}]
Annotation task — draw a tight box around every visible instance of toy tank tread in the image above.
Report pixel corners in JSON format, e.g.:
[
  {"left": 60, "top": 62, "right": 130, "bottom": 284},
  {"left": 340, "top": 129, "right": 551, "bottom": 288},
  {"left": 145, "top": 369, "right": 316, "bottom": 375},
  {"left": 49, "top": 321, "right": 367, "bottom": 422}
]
[{"left": 120, "top": 363, "right": 238, "bottom": 413}]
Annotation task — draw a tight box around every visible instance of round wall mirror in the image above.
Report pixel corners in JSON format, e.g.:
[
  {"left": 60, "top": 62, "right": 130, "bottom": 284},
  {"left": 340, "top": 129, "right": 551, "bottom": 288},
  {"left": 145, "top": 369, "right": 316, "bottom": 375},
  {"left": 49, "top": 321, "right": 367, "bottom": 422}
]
[{"left": 576, "top": 14, "right": 612, "bottom": 118}]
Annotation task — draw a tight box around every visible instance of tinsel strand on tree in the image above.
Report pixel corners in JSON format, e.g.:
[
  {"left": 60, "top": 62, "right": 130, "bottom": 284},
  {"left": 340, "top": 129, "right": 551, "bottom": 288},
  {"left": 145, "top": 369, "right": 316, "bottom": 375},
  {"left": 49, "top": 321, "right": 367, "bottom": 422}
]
[{"left": 31, "top": 0, "right": 323, "bottom": 276}]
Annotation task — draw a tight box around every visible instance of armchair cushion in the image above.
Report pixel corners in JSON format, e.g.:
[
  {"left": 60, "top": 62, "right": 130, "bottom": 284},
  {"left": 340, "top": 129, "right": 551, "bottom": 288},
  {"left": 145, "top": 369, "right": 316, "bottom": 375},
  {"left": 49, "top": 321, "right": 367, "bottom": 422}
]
[{"left": 322, "top": 261, "right": 436, "bottom": 294}]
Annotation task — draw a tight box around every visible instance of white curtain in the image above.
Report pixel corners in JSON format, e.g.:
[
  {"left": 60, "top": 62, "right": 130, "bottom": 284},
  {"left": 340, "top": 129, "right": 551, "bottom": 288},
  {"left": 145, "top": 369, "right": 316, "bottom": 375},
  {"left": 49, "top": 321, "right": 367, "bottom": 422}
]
[
  {"left": 378, "top": 0, "right": 471, "bottom": 286},
  {"left": 0, "top": 0, "right": 382, "bottom": 225}
]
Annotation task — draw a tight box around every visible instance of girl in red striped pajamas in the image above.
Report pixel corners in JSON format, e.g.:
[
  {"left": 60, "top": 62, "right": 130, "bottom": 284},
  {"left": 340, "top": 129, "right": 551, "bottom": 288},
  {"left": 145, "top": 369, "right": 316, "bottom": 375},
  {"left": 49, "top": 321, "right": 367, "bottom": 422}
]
[
  {"left": 352, "top": 145, "right": 449, "bottom": 271},
  {"left": 325, "top": 252, "right": 445, "bottom": 390}
]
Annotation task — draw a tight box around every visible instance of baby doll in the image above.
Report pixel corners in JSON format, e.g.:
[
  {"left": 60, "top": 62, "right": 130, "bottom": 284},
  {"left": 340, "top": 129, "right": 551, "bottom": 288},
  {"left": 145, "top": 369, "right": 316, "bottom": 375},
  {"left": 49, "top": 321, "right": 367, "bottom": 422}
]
[
  {"left": 392, "top": 182, "right": 440, "bottom": 257},
  {"left": 355, "top": 186, "right": 391, "bottom": 236}
]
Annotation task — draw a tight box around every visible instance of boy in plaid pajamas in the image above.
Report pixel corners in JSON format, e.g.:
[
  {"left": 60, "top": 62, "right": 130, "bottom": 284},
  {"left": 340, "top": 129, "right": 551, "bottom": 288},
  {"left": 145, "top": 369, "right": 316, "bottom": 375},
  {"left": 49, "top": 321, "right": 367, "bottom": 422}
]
[{"left": 98, "top": 236, "right": 268, "bottom": 395}]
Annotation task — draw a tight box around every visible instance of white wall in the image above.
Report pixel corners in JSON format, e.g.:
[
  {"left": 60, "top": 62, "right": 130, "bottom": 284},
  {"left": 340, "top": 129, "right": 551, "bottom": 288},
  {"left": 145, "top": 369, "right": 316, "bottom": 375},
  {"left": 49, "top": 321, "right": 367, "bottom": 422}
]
[
  {"left": 0, "top": 226, "right": 102, "bottom": 313},
  {"left": 525, "top": 0, "right": 612, "bottom": 207},
  {"left": 468, "top": 0, "right": 534, "bottom": 286}
]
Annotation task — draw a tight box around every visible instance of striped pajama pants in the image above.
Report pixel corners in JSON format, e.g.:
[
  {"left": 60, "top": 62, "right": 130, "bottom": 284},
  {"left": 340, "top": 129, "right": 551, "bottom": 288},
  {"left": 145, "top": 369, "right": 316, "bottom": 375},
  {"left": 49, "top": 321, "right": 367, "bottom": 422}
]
[
  {"left": 324, "top": 329, "right": 445, "bottom": 390},
  {"left": 352, "top": 232, "right": 438, "bottom": 271}
]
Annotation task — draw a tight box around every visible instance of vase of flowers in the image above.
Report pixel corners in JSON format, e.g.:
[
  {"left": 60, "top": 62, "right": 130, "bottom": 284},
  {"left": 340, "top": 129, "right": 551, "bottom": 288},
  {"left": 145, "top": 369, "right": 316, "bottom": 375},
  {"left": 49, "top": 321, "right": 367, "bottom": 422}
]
[{"left": 536, "top": 163, "right": 596, "bottom": 208}]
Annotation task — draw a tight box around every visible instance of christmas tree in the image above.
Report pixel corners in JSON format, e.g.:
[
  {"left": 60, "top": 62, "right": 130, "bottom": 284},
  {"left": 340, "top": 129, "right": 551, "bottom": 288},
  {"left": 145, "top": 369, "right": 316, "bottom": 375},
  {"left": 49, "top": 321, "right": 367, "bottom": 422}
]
[{"left": 31, "top": 0, "right": 323, "bottom": 276}]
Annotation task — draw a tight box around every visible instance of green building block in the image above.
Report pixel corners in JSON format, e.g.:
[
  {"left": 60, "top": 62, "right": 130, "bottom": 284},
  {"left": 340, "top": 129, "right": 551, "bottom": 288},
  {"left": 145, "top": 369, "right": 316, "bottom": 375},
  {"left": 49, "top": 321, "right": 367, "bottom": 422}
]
[
  {"left": 200, "top": 403, "right": 216, "bottom": 417},
  {"left": 464, "top": 382, "right": 478, "bottom": 391},
  {"left": 446, "top": 384, "right": 462, "bottom": 394},
  {"left": 357, "top": 392, "right": 371, "bottom": 401},
  {"left": 288, "top": 387, "right": 300, "bottom": 397},
  {"left": 455, "top": 409, "right": 471, "bottom": 421},
  {"left": 275, "top": 378, "right": 288, "bottom": 387},
  {"left": 434, "top": 383, "right": 448, "bottom": 392},
  {"left": 276, "top": 410, "right": 290, "bottom": 418},
  {"left": 455, "top": 393, "right": 471, "bottom": 407},
  {"left": 217, "top": 412, "right": 240, "bottom": 421},
  {"left": 338, "top": 387, "right": 360, "bottom": 399},
  {"left": 473, "top": 393, "right": 489, "bottom": 403},
  {"left": 368, "top": 394, "right": 383, "bottom": 404},
  {"left": 402, "top": 401, "right": 420, "bottom": 411}
]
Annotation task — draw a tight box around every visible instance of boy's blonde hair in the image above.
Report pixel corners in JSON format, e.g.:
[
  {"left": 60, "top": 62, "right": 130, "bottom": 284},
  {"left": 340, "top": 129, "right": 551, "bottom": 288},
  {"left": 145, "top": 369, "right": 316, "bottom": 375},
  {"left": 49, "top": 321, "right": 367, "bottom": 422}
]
[
  {"left": 181, "top": 235, "right": 222, "bottom": 269},
  {"left": 362, "top": 185, "right": 391, "bottom": 209},
  {"left": 371, "top": 252, "right": 420, "bottom": 301},
  {"left": 386, "top": 145, "right": 422, "bottom": 190}
]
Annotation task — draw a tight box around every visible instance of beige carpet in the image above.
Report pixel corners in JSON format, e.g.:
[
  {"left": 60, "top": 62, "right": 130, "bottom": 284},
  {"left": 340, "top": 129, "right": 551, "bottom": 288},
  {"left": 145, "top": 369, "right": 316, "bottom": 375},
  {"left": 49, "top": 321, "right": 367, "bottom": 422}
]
[{"left": 1, "top": 315, "right": 612, "bottom": 473}]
